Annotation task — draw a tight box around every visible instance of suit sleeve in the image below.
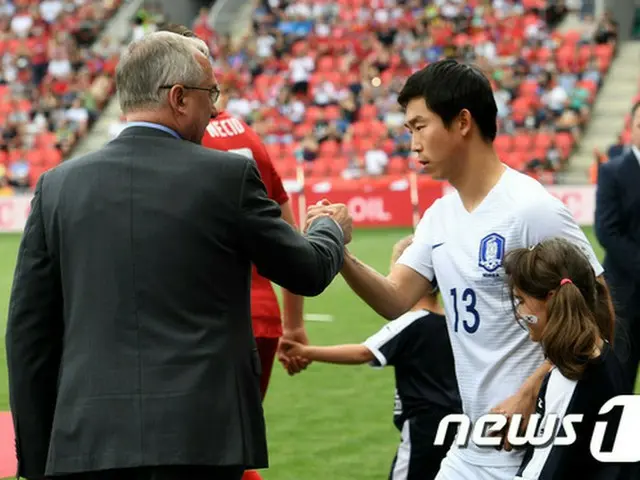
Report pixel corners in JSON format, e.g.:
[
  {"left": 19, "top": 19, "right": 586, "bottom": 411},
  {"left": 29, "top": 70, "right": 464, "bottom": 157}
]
[
  {"left": 594, "top": 162, "right": 640, "bottom": 279},
  {"left": 5, "top": 175, "right": 63, "bottom": 479},
  {"left": 237, "top": 159, "right": 344, "bottom": 296}
]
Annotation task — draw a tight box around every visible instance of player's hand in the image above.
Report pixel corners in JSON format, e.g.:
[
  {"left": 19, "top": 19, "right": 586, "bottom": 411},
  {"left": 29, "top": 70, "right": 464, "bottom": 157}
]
[
  {"left": 305, "top": 200, "right": 353, "bottom": 244},
  {"left": 489, "top": 388, "right": 537, "bottom": 451},
  {"left": 277, "top": 328, "right": 311, "bottom": 376}
]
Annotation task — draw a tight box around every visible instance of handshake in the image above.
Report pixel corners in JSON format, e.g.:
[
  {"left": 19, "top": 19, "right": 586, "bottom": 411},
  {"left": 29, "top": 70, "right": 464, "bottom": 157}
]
[
  {"left": 305, "top": 199, "right": 353, "bottom": 244},
  {"left": 277, "top": 336, "right": 314, "bottom": 377}
]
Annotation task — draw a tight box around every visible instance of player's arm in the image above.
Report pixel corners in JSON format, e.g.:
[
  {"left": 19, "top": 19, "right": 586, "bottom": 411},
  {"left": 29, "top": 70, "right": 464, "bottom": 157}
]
[
  {"left": 340, "top": 254, "right": 429, "bottom": 320},
  {"left": 6, "top": 174, "right": 64, "bottom": 478},
  {"left": 340, "top": 211, "right": 436, "bottom": 320},
  {"left": 279, "top": 199, "right": 305, "bottom": 331},
  {"left": 519, "top": 360, "right": 553, "bottom": 403}
]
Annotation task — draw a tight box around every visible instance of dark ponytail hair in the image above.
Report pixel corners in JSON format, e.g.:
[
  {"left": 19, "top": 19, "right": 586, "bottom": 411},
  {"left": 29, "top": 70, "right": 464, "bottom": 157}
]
[
  {"left": 504, "top": 238, "right": 613, "bottom": 381},
  {"left": 594, "top": 280, "right": 615, "bottom": 345}
]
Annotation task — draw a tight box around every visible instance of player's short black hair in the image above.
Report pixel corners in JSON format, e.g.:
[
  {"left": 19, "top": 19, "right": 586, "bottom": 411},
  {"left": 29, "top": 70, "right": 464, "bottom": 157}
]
[
  {"left": 632, "top": 101, "right": 640, "bottom": 118},
  {"left": 397, "top": 59, "right": 498, "bottom": 143}
]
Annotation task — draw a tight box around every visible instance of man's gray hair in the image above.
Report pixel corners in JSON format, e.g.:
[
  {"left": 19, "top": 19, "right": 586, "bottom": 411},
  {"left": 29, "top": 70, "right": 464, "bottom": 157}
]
[{"left": 116, "top": 31, "right": 211, "bottom": 113}]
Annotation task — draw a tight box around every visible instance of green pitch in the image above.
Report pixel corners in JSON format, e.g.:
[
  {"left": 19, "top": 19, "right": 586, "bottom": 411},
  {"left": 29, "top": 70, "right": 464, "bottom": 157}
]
[{"left": 0, "top": 228, "right": 637, "bottom": 480}]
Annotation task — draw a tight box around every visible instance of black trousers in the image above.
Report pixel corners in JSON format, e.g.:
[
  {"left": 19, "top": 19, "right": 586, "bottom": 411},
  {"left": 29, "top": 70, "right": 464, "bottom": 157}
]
[
  {"left": 388, "top": 411, "right": 457, "bottom": 480},
  {"left": 614, "top": 310, "right": 640, "bottom": 392},
  {"left": 55, "top": 465, "right": 245, "bottom": 480}
]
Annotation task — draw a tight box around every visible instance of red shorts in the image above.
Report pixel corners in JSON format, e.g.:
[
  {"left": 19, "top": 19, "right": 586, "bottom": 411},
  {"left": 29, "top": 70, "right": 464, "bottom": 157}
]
[{"left": 255, "top": 337, "right": 279, "bottom": 400}]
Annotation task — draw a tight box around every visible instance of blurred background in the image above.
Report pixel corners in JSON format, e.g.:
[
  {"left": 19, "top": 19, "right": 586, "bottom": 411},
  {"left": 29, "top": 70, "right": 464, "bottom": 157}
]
[{"left": 0, "top": 0, "right": 639, "bottom": 478}]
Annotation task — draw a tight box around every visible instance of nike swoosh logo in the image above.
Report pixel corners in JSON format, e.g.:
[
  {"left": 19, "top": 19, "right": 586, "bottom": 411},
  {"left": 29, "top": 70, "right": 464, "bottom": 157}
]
[{"left": 432, "top": 243, "right": 445, "bottom": 250}]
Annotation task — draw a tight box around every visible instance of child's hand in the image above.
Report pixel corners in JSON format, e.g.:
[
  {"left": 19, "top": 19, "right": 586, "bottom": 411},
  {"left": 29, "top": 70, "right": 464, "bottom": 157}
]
[{"left": 279, "top": 338, "right": 307, "bottom": 359}]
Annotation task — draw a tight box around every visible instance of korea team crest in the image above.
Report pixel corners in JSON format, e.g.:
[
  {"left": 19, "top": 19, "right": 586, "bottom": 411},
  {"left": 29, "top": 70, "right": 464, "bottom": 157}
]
[{"left": 478, "top": 233, "right": 505, "bottom": 273}]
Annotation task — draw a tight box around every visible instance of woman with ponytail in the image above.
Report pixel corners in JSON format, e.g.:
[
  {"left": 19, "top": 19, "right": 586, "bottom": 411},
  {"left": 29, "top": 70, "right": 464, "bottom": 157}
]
[{"left": 503, "top": 238, "right": 631, "bottom": 480}]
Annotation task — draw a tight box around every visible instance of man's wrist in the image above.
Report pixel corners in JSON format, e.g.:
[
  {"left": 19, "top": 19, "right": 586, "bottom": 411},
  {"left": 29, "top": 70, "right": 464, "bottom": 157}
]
[
  {"left": 329, "top": 216, "right": 344, "bottom": 240},
  {"left": 282, "top": 323, "right": 304, "bottom": 332},
  {"left": 340, "top": 248, "right": 356, "bottom": 273},
  {"left": 309, "top": 214, "right": 344, "bottom": 241}
]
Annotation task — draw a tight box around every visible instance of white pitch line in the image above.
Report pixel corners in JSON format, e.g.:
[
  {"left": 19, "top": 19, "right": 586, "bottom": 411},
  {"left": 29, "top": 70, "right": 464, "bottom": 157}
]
[{"left": 304, "top": 314, "right": 334, "bottom": 322}]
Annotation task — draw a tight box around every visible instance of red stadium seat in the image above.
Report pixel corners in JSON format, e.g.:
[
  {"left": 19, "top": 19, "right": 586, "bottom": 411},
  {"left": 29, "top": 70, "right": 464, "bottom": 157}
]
[
  {"left": 318, "top": 140, "right": 340, "bottom": 157},
  {"left": 387, "top": 156, "right": 408, "bottom": 174},
  {"left": 494, "top": 135, "right": 513, "bottom": 153},
  {"left": 513, "top": 133, "right": 533, "bottom": 152},
  {"left": 554, "top": 133, "right": 574, "bottom": 158},
  {"left": 534, "top": 133, "right": 553, "bottom": 150}
]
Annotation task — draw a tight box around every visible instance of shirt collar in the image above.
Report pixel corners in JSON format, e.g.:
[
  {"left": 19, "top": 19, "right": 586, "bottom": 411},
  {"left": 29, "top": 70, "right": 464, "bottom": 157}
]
[
  {"left": 630, "top": 144, "right": 640, "bottom": 165},
  {"left": 121, "top": 121, "right": 182, "bottom": 140}
]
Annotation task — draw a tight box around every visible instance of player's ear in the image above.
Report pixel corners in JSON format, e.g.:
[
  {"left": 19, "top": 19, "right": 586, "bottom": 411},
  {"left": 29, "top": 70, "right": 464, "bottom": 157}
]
[{"left": 458, "top": 109, "right": 472, "bottom": 137}]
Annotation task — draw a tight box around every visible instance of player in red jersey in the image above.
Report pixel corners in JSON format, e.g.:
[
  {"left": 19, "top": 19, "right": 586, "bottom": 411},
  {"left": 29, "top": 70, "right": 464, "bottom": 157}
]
[
  {"left": 202, "top": 91, "right": 308, "bottom": 480},
  {"left": 202, "top": 88, "right": 308, "bottom": 383}
]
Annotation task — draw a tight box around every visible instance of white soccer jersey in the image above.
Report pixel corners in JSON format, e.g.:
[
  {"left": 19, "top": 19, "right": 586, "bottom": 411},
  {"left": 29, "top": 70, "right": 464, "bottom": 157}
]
[{"left": 397, "top": 167, "right": 603, "bottom": 468}]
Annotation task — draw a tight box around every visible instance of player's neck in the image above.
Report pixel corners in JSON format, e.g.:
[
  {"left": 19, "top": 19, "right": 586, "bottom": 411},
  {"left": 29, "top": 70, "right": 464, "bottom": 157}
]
[
  {"left": 450, "top": 148, "right": 505, "bottom": 213},
  {"left": 411, "top": 297, "right": 444, "bottom": 316}
]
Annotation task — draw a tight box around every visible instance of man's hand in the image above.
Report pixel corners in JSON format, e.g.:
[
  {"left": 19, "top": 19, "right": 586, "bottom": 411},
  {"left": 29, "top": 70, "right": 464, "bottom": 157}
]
[
  {"left": 305, "top": 200, "right": 353, "bottom": 244},
  {"left": 277, "top": 326, "right": 311, "bottom": 376},
  {"left": 279, "top": 337, "right": 307, "bottom": 358},
  {"left": 489, "top": 387, "right": 537, "bottom": 451}
]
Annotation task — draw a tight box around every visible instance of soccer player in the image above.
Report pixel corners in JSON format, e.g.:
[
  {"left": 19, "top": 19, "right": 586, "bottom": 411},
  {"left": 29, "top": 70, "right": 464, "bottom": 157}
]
[
  {"left": 281, "top": 234, "right": 461, "bottom": 480},
  {"left": 305, "top": 59, "right": 614, "bottom": 480},
  {"left": 505, "top": 238, "right": 630, "bottom": 480}
]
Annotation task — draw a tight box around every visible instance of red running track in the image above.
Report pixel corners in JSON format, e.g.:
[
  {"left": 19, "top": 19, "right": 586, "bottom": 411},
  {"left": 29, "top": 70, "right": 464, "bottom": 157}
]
[{"left": 0, "top": 412, "right": 15, "bottom": 478}]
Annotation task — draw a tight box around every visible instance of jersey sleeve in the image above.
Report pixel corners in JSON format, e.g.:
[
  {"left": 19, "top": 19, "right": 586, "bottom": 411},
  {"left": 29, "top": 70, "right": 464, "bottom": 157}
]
[
  {"left": 521, "top": 195, "right": 604, "bottom": 277},
  {"left": 395, "top": 205, "right": 436, "bottom": 283},
  {"left": 361, "top": 313, "right": 423, "bottom": 368}
]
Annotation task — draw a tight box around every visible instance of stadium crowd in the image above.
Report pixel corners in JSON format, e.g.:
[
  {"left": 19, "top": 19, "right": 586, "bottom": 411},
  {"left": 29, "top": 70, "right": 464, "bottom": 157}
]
[
  {"left": 0, "top": 0, "right": 169, "bottom": 195},
  {"left": 0, "top": 0, "right": 620, "bottom": 194},
  {"left": 192, "top": 0, "right": 617, "bottom": 183}
]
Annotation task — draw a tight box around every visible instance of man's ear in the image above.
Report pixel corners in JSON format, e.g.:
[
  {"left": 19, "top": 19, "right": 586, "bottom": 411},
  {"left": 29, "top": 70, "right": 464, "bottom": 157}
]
[
  {"left": 167, "top": 85, "right": 185, "bottom": 111},
  {"left": 458, "top": 109, "right": 472, "bottom": 137}
]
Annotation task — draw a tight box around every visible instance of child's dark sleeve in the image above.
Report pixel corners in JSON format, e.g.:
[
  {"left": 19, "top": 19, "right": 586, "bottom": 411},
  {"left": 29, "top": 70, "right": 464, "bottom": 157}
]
[{"left": 361, "top": 315, "right": 418, "bottom": 368}]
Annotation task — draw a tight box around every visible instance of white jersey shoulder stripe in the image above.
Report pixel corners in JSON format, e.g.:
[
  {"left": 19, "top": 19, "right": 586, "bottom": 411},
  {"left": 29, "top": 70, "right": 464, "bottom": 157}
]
[{"left": 362, "top": 310, "right": 430, "bottom": 367}]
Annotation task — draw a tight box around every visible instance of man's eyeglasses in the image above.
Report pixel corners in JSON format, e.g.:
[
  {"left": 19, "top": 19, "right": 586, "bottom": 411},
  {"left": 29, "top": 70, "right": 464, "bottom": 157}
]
[{"left": 159, "top": 84, "right": 220, "bottom": 104}]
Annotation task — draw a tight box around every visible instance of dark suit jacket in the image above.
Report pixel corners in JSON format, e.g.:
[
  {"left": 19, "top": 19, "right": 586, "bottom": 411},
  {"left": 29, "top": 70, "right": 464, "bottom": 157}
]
[
  {"left": 5, "top": 126, "right": 344, "bottom": 478},
  {"left": 595, "top": 149, "right": 640, "bottom": 313}
]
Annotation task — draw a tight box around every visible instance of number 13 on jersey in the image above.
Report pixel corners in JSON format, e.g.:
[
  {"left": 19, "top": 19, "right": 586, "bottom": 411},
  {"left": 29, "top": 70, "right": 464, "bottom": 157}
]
[{"left": 450, "top": 288, "right": 480, "bottom": 334}]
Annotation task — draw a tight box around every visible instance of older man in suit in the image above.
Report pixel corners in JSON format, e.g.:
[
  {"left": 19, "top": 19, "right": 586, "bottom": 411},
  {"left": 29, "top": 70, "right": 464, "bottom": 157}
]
[
  {"left": 5, "top": 32, "right": 350, "bottom": 480},
  {"left": 595, "top": 101, "right": 640, "bottom": 393}
]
